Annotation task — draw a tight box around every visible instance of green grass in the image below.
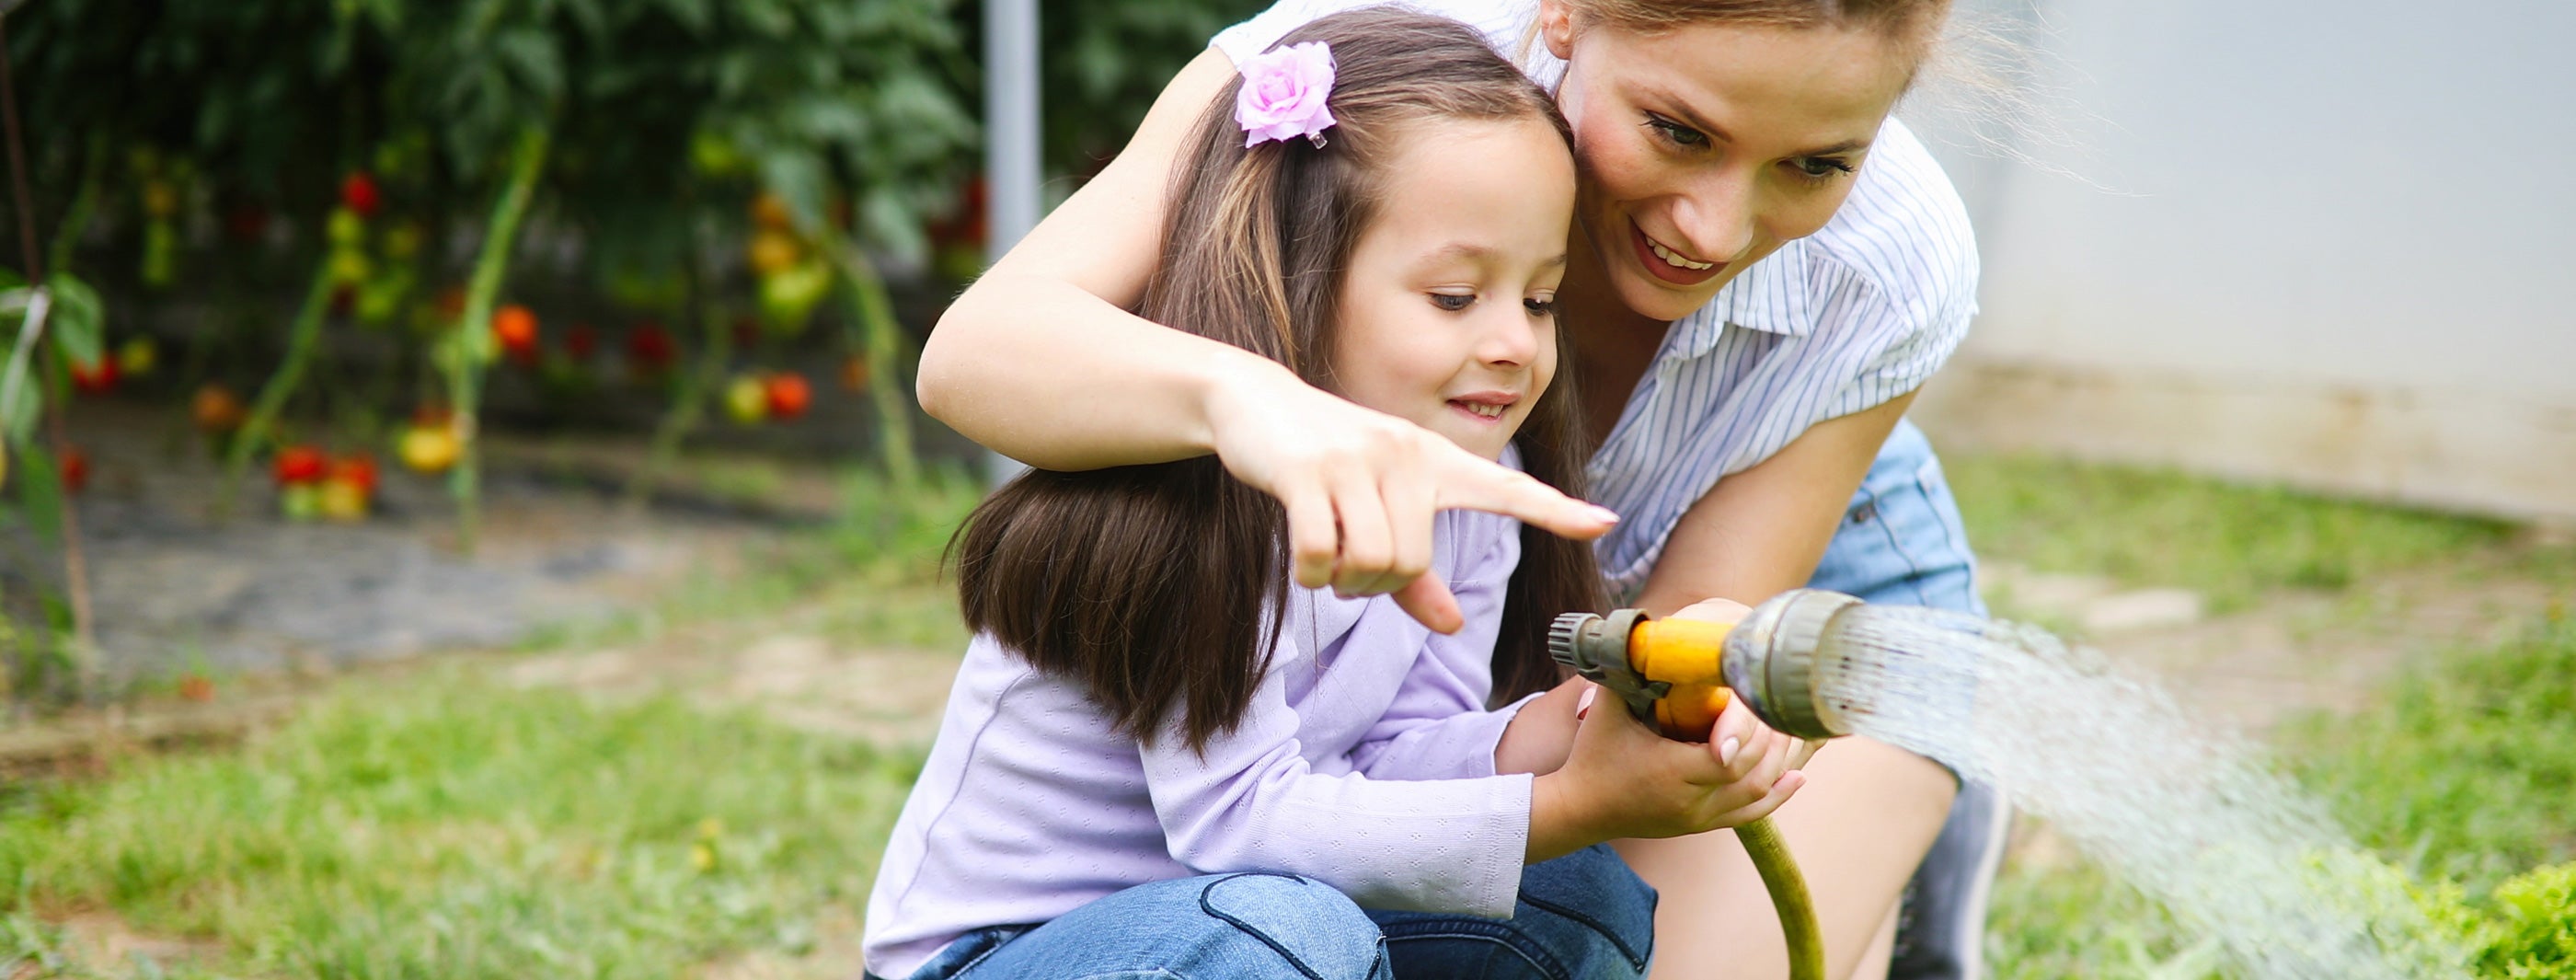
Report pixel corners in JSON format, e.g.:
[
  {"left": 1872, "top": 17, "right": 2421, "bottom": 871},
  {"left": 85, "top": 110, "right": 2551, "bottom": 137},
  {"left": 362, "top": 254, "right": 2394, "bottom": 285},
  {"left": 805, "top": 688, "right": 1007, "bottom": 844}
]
[
  {"left": 1946, "top": 454, "right": 2521, "bottom": 612},
  {"left": 1987, "top": 611, "right": 2576, "bottom": 978},
  {"left": 0, "top": 462, "right": 986, "bottom": 978},
  {"left": 1, "top": 670, "right": 922, "bottom": 979},
  {"left": 2285, "top": 611, "right": 2576, "bottom": 891}
]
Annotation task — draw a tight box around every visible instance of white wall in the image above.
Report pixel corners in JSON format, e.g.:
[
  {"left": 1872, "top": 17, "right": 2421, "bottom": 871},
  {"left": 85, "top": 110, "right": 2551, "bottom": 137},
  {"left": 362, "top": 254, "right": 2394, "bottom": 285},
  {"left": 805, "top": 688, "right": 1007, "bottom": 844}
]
[{"left": 1907, "top": 0, "right": 2576, "bottom": 520}]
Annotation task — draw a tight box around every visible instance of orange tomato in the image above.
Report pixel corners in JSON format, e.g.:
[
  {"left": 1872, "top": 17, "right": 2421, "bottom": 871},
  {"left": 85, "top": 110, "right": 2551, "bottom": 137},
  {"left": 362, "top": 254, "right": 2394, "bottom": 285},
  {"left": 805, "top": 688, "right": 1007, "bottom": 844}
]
[{"left": 491, "top": 304, "right": 539, "bottom": 356}]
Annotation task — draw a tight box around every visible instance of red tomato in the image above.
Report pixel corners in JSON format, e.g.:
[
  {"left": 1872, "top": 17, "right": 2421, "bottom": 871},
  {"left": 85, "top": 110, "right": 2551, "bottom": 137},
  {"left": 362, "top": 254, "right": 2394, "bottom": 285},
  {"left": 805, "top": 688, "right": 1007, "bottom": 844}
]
[
  {"left": 59, "top": 446, "right": 89, "bottom": 493},
  {"left": 69, "top": 355, "right": 119, "bottom": 395},
  {"left": 272, "top": 444, "right": 328, "bottom": 486},
  {"left": 626, "top": 322, "right": 677, "bottom": 373},
  {"left": 331, "top": 455, "right": 380, "bottom": 496},
  {"left": 224, "top": 203, "right": 270, "bottom": 242},
  {"left": 764, "top": 372, "right": 812, "bottom": 420},
  {"left": 340, "top": 172, "right": 382, "bottom": 218}
]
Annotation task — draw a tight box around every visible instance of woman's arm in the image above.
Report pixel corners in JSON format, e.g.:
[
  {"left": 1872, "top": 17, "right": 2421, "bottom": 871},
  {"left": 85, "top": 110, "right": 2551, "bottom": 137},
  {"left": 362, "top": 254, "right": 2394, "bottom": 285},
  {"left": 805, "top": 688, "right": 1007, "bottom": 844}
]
[
  {"left": 918, "top": 49, "right": 1617, "bottom": 629},
  {"left": 1628, "top": 392, "right": 1916, "bottom": 615}
]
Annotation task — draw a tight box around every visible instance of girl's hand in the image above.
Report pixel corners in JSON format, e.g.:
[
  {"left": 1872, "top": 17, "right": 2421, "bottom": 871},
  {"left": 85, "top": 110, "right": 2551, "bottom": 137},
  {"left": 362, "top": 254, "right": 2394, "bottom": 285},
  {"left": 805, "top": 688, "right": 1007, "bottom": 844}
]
[
  {"left": 1525, "top": 678, "right": 1806, "bottom": 861},
  {"left": 1203, "top": 364, "right": 1619, "bottom": 633},
  {"left": 1665, "top": 596, "right": 1824, "bottom": 769}
]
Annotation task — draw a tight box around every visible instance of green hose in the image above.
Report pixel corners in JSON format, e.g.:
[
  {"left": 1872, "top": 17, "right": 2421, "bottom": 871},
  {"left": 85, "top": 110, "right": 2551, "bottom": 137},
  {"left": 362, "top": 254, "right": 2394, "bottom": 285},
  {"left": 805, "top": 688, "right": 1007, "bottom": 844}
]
[{"left": 1738, "top": 814, "right": 1827, "bottom": 980}]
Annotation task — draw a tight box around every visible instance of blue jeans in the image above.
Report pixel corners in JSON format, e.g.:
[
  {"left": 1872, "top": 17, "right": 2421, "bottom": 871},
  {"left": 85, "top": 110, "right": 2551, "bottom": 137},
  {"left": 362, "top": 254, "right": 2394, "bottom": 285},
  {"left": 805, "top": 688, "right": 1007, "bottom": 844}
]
[
  {"left": 879, "top": 845, "right": 1655, "bottom": 980},
  {"left": 1806, "top": 418, "right": 2007, "bottom": 980}
]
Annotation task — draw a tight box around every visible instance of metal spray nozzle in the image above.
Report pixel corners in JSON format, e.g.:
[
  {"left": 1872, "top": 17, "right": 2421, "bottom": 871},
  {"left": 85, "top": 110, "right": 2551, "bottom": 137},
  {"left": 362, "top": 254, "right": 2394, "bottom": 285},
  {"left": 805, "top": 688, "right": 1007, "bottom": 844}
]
[{"left": 1548, "top": 588, "right": 1866, "bottom": 742}]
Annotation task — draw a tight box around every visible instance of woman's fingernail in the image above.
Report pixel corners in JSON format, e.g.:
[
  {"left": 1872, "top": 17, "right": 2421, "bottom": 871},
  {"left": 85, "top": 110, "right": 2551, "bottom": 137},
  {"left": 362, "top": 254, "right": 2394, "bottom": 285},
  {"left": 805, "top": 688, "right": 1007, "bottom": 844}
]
[
  {"left": 1719, "top": 737, "right": 1741, "bottom": 765},
  {"left": 1575, "top": 687, "right": 1596, "bottom": 720},
  {"left": 1587, "top": 505, "right": 1620, "bottom": 524}
]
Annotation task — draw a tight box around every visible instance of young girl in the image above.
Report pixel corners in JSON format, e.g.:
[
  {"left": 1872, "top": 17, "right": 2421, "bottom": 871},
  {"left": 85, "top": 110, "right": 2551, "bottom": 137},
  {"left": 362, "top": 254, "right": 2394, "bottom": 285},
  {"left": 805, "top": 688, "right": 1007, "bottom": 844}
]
[{"left": 863, "top": 11, "right": 1802, "bottom": 978}]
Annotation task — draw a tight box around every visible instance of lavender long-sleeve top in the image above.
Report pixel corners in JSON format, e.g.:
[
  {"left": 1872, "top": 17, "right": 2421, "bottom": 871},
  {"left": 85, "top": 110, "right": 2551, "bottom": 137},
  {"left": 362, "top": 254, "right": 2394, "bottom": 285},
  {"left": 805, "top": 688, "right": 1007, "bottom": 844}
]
[{"left": 862, "top": 506, "right": 1540, "bottom": 977}]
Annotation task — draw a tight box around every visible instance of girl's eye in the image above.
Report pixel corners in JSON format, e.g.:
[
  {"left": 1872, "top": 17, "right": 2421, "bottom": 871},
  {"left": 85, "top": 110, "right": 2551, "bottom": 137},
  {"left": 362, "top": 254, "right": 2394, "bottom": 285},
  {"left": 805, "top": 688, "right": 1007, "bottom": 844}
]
[
  {"left": 1643, "top": 115, "right": 1708, "bottom": 149},
  {"left": 1788, "top": 156, "right": 1857, "bottom": 182},
  {"left": 1430, "top": 293, "right": 1475, "bottom": 312},
  {"left": 1524, "top": 296, "right": 1558, "bottom": 317}
]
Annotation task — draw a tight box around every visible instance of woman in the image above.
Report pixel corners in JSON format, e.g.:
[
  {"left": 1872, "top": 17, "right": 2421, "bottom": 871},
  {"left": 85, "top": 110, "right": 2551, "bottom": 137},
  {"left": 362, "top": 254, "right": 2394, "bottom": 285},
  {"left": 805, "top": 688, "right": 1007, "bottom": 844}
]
[{"left": 916, "top": 0, "right": 2003, "bottom": 976}]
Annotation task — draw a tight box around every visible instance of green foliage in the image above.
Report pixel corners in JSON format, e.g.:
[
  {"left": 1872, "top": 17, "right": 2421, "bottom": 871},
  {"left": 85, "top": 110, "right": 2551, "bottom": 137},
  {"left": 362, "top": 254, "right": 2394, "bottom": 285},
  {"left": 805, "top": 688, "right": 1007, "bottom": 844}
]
[
  {"left": 1036, "top": 0, "right": 1269, "bottom": 173},
  {"left": 2284, "top": 615, "right": 2576, "bottom": 890},
  {"left": 0, "top": 673, "right": 922, "bottom": 980},
  {"left": 1946, "top": 454, "right": 2518, "bottom": 611},
  {"left": 2481, "top": 862, "right": 2576, "bottom": 978}
]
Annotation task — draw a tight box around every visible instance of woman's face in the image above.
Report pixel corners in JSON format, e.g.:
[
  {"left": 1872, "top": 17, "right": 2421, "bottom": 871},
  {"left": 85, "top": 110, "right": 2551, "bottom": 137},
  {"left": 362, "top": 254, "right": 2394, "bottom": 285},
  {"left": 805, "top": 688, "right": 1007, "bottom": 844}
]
[{"left": 1539, "top": 5, "right": 1915, "bottom": 321}]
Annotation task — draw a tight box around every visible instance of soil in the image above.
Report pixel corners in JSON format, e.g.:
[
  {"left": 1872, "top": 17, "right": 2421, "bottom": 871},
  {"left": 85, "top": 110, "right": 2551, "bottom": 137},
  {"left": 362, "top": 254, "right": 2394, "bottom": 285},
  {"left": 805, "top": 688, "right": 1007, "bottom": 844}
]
[{"left": 2, "top": 402, "right": 809, "bottom": 687}]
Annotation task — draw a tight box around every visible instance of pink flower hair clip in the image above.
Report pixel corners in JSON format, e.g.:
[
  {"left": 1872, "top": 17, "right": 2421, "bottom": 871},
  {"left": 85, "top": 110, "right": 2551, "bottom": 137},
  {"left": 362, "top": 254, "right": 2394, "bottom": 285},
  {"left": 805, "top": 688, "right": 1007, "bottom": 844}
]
[{"left": 1235, "top": 41, "right": 1338, "bottom": 148}]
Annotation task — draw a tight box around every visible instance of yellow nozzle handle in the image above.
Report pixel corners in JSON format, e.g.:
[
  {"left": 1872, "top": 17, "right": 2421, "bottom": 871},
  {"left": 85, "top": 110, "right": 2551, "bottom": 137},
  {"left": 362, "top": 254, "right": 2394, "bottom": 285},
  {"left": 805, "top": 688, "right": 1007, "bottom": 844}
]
[{"left": 1628, "top": 617, "right": 1731, "bottom": 686}]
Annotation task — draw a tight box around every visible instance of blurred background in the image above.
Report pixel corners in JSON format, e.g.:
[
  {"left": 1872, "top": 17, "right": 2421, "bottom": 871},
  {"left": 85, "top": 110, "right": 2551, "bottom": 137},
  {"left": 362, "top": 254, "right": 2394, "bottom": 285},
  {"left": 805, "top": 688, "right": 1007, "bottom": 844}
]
[{"left": 0, "top": 0, "right": 2567, "bottom": 977}]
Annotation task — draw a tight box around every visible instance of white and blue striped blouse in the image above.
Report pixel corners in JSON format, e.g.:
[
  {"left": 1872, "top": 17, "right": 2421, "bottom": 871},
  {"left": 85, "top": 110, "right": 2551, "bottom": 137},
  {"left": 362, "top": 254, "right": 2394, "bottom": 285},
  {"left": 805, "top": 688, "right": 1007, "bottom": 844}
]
[{"left": 1216, "top": 0, "right": 1981, "bottom": 600}]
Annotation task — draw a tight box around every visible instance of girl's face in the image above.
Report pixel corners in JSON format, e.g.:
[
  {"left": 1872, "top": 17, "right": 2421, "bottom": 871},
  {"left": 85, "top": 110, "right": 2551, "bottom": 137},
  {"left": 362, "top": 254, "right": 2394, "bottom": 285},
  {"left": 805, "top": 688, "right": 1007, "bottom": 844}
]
[
  {"left": 1331, "top": 116, "right": 1577, "bottom": 461},
  {"left": 1537, "top": 6, "right": 1915, "bottom": 321}
]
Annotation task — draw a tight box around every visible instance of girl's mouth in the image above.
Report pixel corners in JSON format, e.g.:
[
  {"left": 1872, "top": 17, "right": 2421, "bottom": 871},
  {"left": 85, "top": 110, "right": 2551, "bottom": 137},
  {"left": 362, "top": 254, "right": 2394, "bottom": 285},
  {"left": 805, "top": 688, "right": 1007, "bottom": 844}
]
[
  {"left": 1448, "top": 395, "right": 1515, "bottom": 423},
  {"left": 1629, "top": 222, "right": 1726, "bottom": 287}
]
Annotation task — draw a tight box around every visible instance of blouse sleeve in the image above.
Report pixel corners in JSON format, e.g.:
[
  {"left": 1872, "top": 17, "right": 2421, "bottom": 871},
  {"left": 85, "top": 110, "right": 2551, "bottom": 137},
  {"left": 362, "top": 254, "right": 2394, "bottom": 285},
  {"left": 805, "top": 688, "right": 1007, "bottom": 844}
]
[
  {"left": 1344, "top": 509, "right": 1532, "bottom": 781},
  {"left": 1137, "top": 661, "right": 1532, "bottom": 917}
]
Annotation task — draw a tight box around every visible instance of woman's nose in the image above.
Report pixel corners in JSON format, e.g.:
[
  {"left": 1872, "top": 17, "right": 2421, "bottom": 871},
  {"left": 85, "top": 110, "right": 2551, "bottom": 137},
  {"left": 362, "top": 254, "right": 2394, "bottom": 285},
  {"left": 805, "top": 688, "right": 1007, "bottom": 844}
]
[{"left": 1671, "top": 167, "right": 1759, "bottom": 262}]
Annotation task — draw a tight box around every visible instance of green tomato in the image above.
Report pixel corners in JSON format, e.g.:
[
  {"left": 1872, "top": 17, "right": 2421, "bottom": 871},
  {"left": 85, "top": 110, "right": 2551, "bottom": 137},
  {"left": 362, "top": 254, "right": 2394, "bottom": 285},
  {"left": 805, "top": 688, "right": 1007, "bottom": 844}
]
[
  {"left": 328, "top": 248, "right": 373, "bottom": 286},
  {"left": 382, "top": 224, "right": 424, "bottom": 260},
  {"left": 723, "top": 375, "right": 769, "bottom": 424},
  {"left": 142, "top": 220, "right": 178, "bottom": 289},
  {"left": 690, "top": 131, "right": 746, "bottom": 179},
  {"left": 280, "top": 482, "right": 324, "bottom": 521},
  {"left": 326, "top": 207, "right": 366, "bottom": 247},
  {"left": 757, "top": 259, "right": 835, "bottom": 335}
]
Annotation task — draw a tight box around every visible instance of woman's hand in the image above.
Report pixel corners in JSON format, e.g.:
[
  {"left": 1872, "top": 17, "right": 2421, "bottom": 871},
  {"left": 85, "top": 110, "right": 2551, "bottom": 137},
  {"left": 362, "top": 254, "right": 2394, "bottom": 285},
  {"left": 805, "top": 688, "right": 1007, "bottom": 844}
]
[{"left": 1203, "top": 365, "right": 1619, "bottom": 633}]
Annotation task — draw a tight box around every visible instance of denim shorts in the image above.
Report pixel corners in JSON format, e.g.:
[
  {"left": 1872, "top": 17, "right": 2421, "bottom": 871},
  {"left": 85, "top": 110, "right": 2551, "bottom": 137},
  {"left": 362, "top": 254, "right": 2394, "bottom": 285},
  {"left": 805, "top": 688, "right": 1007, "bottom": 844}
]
[
  {"left": 1807, "top": 419, "right": 1986, "bottom": 617},
  {"left": 877, "top": 845, "right": 1655, "bottom": 980},
  {"left": 1806, "top": 419, "right": 2007, "bottom": 980}
]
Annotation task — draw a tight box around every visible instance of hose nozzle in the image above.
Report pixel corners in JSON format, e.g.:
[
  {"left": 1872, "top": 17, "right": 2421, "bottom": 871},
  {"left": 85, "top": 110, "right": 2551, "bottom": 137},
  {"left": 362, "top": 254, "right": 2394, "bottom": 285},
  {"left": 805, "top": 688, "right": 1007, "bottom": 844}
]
[
  {"left": 1547, "top": 589, "right": 1866, "bottom": 743},
  {"left": 1723, "top": 589, "right": 1864, "bottom": 741}
]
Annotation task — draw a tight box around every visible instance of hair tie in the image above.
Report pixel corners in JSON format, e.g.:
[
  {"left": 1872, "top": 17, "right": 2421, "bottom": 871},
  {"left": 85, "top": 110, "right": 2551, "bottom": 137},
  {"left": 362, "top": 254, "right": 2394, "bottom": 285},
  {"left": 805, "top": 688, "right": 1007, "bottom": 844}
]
[{"left": 1235, "top": 41, "right": 1338, "bottom": 148}]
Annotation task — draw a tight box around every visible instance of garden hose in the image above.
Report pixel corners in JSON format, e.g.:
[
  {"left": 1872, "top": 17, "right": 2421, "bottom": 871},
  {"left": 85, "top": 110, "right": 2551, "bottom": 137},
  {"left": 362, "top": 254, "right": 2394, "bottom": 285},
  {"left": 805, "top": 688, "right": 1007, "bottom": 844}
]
[{"left": 1550, "top": 592, "right": 1876, "bottom": 980}]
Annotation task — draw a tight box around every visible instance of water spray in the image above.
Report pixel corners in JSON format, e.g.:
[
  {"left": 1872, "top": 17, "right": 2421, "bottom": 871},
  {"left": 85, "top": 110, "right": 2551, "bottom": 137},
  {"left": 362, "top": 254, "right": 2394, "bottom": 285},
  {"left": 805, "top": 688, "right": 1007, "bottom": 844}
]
[
  {"left": 1549, "top": 588, "right": 1872, "bottom": 980},
  {"left": 1558, "top": 590, "right": 2470, "bottom": 980}
]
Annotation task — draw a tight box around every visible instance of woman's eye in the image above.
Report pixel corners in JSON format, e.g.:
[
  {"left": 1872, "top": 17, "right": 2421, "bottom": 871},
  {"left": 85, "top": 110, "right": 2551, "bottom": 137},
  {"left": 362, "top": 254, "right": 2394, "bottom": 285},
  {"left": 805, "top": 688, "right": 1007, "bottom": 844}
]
[
  {"left": 1644, "top": 115, "right": 1708, "bottom": 148},
  {"left": 1430, "top": 293, "right": 1475, "bottom": 312},
  {"left": 1789, "top": 156, "right": 1857, "bottom": 180}
]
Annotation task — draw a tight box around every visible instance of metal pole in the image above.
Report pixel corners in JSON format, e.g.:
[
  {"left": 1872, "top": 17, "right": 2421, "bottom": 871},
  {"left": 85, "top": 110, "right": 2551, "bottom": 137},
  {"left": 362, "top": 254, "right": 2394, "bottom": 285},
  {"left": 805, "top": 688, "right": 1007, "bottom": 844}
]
[{"left": 982, "top": 0, "right": 1040, "bottom": 487}]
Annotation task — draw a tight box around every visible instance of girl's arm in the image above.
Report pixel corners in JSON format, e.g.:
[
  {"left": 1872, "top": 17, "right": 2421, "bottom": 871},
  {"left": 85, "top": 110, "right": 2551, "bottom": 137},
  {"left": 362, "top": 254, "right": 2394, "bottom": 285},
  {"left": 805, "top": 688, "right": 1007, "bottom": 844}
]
[{"left": 917, "top": 49, "right": 1617, "bottom": 633}]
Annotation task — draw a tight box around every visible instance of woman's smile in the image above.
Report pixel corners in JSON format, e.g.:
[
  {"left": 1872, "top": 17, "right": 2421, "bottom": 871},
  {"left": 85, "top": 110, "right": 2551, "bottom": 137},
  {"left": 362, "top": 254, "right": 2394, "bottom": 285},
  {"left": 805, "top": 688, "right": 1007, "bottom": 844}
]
[{"left": 1630, "top": 221, "right": 1728, "bottom": 286}]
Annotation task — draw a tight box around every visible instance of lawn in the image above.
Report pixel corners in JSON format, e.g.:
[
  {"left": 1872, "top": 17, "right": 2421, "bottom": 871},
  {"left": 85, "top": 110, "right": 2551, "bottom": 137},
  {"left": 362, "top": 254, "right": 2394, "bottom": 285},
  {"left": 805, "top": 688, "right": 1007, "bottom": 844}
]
[{"left": 3, "top": 455, "right": 2570, "bottom": 978}]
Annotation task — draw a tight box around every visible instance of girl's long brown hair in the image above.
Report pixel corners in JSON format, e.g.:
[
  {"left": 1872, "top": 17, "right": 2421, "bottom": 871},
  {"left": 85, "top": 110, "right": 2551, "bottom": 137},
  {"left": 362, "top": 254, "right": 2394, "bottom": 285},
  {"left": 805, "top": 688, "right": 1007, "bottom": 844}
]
[{"left": 954, "top": 7, "right": 1604, "bottom": 753}]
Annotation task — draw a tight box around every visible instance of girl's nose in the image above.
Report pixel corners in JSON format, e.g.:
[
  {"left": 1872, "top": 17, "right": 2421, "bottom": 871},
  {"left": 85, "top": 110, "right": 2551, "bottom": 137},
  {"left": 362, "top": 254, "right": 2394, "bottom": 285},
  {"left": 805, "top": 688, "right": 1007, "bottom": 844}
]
[{"left": 1478, "top": 308, "right": 1542, "bottom": 367}]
